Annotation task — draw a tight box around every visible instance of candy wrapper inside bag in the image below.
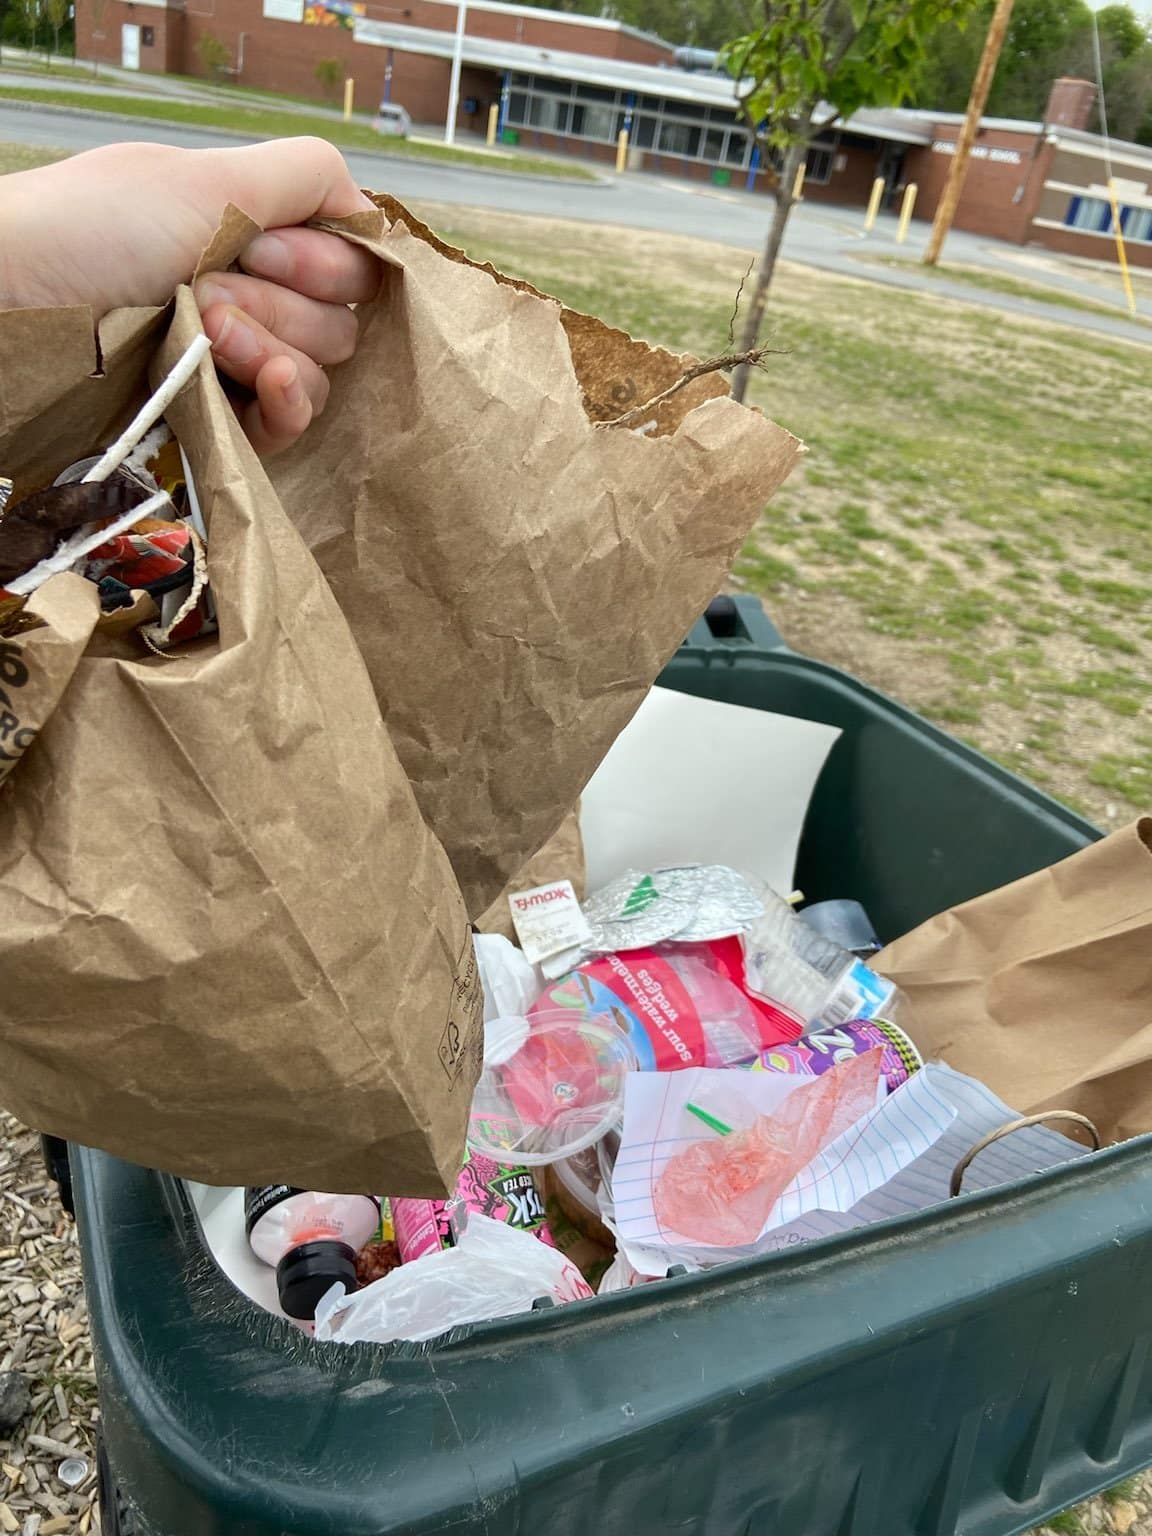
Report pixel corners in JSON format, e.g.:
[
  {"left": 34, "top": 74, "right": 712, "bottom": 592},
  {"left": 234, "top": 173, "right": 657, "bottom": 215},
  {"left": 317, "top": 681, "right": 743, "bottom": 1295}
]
[{"left": 315, "top": 1214, "right": 593, "bottom": 1345}]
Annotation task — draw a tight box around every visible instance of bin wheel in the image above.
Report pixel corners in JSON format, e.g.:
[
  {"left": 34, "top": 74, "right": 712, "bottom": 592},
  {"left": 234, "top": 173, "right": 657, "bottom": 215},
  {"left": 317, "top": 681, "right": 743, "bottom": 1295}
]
[
  {"left": 96, "top": 1432, "right": 137, "bottom": 1536},
  {"left": 39, "top": 1135, "right": 74, "bottom": 1218}
]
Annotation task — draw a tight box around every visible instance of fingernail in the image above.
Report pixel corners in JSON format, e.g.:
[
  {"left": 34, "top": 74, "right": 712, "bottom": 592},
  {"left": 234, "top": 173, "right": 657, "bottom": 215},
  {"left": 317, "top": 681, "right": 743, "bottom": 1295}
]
[
  {"left": 195, "top": 279, "right": 236, "bottom": 310},
  {"left": 281, "top": 363, "right": 306, "bottom": 409},
  {"left": 212, "top": 308, "right": 261, "bottom": 364},
  {"left": 244, "top": 233, "right": 291, "bottom": 281}
]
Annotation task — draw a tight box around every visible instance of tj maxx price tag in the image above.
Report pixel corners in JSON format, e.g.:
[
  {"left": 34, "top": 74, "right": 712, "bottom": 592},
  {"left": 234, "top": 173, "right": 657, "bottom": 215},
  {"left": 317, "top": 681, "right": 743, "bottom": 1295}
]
[{"left": 508, "top": 879, "right": 592, "bottom": 965}]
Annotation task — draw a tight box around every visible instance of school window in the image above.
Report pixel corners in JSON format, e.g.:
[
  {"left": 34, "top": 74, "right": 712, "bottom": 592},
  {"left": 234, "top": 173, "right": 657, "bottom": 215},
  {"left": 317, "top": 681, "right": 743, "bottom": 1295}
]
[
  {"left": 806, "top": 145, "right": 833, "bottom": 183},
  {"left": 658, "top": 120, "right": 701, "bottom": 157},
  {"left": 1064, "top": 195, "right": 1112, "bottom": 233}
]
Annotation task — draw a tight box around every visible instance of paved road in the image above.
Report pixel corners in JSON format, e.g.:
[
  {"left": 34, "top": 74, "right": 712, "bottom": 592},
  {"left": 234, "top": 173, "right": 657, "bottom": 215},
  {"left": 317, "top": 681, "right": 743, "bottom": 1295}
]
[{"left": 2, "top": 98, "right": 1149, "bottom": 346}]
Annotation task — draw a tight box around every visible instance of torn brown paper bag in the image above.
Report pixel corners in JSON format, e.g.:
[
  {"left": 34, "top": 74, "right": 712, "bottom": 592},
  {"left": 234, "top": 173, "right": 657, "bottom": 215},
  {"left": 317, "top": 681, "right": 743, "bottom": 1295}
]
[
  {"left": 267, "top": 199, "right": 802, "bottom": 916},
  {"left": 878, "top": 818, "right": 1152, "bottom": 1145},
  {"left": 0, "top": 288, "right": 480, "bottom": 1194}
]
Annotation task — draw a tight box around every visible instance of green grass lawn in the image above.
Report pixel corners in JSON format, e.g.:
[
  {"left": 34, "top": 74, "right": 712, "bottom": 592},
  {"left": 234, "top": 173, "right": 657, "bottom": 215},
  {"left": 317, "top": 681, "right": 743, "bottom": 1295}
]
[
  {"left": 0, "top": 140, "right": 67, "bottom": 172},
  {"left": 0, "top": 82, "right": 596, "bottom": 178},
  {"left": 414, "top": 202, "right": 1151, "bottom": 827}
]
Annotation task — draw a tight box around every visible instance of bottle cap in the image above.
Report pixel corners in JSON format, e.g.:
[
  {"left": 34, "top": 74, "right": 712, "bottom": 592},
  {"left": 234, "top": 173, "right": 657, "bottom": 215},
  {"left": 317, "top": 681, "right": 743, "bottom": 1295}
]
[{"left": 276, "top": 1240, "right": 358, "bottom": 1321}]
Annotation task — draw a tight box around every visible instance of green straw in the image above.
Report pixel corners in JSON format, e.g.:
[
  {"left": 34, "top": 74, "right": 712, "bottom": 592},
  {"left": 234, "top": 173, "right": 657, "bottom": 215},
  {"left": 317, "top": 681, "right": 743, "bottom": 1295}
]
[{"left": 685, "top": 1102, "right": 733, "bottom": 1137}]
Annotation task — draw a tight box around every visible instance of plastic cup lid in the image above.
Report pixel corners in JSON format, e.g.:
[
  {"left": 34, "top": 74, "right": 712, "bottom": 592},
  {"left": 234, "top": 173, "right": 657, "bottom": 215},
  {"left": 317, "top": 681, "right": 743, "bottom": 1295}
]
[{"left": 467, "top": 1010, "right": 635, "bottom": 1166}]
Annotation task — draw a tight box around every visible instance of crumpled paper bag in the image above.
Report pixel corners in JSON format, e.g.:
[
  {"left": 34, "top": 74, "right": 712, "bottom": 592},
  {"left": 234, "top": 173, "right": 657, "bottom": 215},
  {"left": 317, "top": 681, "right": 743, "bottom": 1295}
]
[
  {"left": 268, "top": 198, "right": 803, "bottom": 916},
  {"left": 878, "top": 818, "right": 1152, "bottom": 1144},
  {"left": 0, "top": 288, "right": 481, "bottom": 1193}
]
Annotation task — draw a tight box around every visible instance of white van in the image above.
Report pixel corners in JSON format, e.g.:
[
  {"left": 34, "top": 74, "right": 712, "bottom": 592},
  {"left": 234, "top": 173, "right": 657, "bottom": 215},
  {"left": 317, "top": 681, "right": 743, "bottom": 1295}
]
[{"left": 373, "top": 102, "right": 411, "bottom": 138}]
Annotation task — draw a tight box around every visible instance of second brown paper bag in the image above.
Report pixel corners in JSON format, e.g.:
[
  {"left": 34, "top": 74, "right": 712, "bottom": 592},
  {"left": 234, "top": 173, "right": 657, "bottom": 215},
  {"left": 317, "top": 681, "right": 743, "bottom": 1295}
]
[{"left": 878, "top": 818, "right": 1152, "bottom": 1144}]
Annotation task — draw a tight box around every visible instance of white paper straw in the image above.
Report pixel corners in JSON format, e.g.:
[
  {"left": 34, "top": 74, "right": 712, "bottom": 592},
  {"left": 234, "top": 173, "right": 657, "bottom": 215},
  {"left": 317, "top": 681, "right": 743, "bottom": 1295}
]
[
  {"left": 82, "top": 334, "right": 211, "bottom": 486},
  {"left": 5, "top": 489, "right": 171, "bottom": 597}
]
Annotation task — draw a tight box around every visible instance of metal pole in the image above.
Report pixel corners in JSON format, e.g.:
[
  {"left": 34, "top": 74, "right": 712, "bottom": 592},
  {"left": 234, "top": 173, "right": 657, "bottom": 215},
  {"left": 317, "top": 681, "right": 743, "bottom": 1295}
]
[
  {"left": 497, "top": 67, "right": 510, "bottom": 135},
  {"left": 486, "top": 101, "right": 499, "bottom": 146},
  {"left": 615, "top": 128, "right": 629, "bottom": 174},
  {"left": 745, "top": 139, "right": 760, "bottom": 193},
  {"left": 383, "top": 47, "right": 393, "bottom": 103},
  {"left": 792, "top": 161, "right": 806, "bottom": 201},
  {"left": 444, "top": 0, "right": 467, "bottom": 147},
  {"left": 923, "top": 0, "right": 1015, "bottom": 265},
  {"left": 343, "top": 76, "right": 354, "bottom": 121}
]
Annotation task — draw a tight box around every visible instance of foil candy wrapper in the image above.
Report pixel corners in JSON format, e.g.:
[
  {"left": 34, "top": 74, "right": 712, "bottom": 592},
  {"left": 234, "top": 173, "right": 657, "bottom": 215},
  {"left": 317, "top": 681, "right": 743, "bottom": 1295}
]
[{"left": 580, "top": 865, "right": 765, "bottom": 953}]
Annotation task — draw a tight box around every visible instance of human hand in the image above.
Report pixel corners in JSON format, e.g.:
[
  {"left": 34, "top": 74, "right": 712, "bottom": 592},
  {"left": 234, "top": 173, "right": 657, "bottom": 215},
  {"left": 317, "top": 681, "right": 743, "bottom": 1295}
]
[{"left": 0, "top": 137, "right": 380, "bottom": 455}]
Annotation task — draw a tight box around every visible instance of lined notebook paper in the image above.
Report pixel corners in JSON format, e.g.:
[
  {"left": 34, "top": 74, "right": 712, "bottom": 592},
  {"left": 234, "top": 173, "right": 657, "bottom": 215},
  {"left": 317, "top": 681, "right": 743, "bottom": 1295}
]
[{"left": 611, "top": 1064, "right": 1086, "bottom": 1273}]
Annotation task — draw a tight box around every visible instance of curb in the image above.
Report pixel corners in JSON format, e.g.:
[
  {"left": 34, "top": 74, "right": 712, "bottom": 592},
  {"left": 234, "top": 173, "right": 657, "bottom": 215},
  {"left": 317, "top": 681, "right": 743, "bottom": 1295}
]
[{"left": 0, "top": 94, "right": 609, "bottom": 187}]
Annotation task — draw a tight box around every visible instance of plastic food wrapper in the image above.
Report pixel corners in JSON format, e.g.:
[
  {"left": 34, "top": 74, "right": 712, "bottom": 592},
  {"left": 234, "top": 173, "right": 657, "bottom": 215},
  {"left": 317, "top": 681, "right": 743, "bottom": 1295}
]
[
  {"left": 314, "top": 1213, "right": 593, "bottom": 1345},
  {"left": 741, "top": 887, "right": 897, "bottom": 1035},
  {"left": 755, "top": 1017, "right": 922, "bottom": 1094},
  {"left": 469, "top": 1010, "right": 634, "bottom": 1166},
  {"left": 655, "top": 1052, "right": 884, "bottom": 1247},
  {"left": 535, "top": 940, "right": 802, "bottom": 1073},
  {"left": 542, "top": 864, "right": 766, "bottom": 976}
]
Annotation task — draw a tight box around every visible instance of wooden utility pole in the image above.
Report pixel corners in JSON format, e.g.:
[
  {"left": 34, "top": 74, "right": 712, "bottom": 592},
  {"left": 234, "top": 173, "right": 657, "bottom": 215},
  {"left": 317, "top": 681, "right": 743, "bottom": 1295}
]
[{"left": 923, "top": 0, "right": 1015, "bottom": 266}]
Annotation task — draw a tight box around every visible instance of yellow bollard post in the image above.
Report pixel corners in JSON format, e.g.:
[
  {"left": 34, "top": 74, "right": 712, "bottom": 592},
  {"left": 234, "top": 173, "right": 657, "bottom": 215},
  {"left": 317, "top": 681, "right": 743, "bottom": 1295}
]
[
  {"left": 864, "top": 176, "right": 885, "bottom": 233},
  {"left": 343, "top": 77, "right": 354, "bottom": 122},
  {"left": 486, "top": 102, "right": 499, "bottom": 147},
  {"left": 896, "top": 182, "right": 917, "bottom": 244},
  {"left": 792, "top": 162, "right": 806, "bottom": 202},
  {"left": 615, "top": 127, "right": 629, "bottom": 175}
]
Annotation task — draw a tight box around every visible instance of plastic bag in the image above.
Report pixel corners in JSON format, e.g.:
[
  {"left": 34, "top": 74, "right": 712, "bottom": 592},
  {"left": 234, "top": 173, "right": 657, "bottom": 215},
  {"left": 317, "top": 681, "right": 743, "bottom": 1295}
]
[
  {"left": 314, "top": 1213, "right": 593, "bottom": 1345},
  {"left": 654, "top": 1050, "right": 883, "bottom": 1247},
  {"left": 474, "top": 932, "right": 542, "bottom": 1022}
]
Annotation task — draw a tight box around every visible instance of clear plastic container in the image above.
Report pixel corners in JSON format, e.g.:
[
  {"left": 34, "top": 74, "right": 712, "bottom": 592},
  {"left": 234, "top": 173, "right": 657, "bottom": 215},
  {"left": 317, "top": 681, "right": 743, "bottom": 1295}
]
[
  {"left": 742, "top": 891, "right": 896, "bottom": 1030},
  {"left": 467, "top": 1011, "right": 635, "bottom": 1166}
]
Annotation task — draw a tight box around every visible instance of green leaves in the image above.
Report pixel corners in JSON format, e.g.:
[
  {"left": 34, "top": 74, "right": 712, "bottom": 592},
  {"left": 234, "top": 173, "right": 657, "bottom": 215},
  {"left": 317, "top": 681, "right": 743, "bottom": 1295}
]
[{"left": 725, "top": 0, "right": 982, "bottom": 147}]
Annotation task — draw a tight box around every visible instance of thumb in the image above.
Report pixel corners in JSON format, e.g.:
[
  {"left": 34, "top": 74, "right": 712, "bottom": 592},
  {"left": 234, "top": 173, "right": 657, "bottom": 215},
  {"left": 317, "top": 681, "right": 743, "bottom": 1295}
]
[{"left": 201, "top": 137, "right": 376, "bottom": 228}]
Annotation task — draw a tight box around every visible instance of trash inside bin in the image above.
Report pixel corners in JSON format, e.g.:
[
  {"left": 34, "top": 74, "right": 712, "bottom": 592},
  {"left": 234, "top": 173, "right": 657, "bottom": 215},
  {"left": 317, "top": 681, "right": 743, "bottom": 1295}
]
[{"left": 74, "top": 596, "right": 1152, "bottom": 1536}]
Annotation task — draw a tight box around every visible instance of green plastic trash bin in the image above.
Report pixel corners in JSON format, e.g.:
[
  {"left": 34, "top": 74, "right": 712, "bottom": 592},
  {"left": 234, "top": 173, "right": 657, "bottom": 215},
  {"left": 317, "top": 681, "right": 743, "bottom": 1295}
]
[
  {"left": 501, "top": 127, "right": 520, "bottom": 146},
  {"left": 75, "top": 596, "right": 1152, "bottom": 1536},
  {"left": 711, "top": 168, "right": 732, "bottom": 187}
]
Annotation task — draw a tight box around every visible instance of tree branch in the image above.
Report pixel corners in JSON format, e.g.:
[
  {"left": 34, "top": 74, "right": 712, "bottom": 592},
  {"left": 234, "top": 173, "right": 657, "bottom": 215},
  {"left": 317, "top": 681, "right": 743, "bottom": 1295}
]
[{"left": 605, "top": 347, "right": 787, "bottom": 429}]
